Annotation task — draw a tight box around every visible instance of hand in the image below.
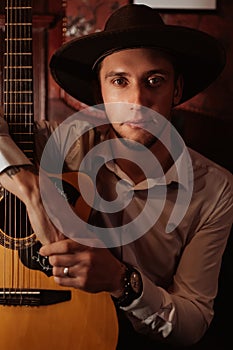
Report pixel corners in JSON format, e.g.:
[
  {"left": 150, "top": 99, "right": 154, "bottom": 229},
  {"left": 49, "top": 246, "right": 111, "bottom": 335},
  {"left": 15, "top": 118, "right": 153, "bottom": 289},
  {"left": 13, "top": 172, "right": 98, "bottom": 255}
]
[{"left": 39, "top": 238, "right": 125, "bottom": 295}]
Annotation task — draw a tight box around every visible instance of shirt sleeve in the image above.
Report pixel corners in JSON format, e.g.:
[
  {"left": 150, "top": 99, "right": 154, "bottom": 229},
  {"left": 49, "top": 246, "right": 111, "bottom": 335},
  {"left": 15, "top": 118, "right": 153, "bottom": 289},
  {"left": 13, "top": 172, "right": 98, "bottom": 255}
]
[
  {"left": 0, "top": 118, "right": 32, "bottom": 173},
  {"left": 121, "top": 171, "right": 233, "bottom": 347}
]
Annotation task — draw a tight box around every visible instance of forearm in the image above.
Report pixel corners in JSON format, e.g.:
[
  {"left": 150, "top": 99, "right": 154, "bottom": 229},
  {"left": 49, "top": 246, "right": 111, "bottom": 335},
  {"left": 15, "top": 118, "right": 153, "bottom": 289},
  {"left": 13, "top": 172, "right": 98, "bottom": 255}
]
[
  {"left": 0, "top": 164, "right": 39, "bottom": 203},
  {"left": 0, "top": 165, "right": 64, "bottom": 245}
]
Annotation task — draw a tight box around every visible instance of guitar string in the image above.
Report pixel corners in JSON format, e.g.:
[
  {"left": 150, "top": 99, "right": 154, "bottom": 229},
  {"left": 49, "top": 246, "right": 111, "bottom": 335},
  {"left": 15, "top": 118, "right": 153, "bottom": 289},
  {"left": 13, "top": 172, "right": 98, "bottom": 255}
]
[
  {"left": 11, "top": 0, "right": 15, "bottom": 294},
  {"left": 14, "top": 0, "right": 17, "bottom": 294},
  {"left": 25, "top": 0, "right": 32, "bottom": 290},
  {"left": 9, "top": 0, "right": 13, "bottom": 295},
  {"left": 19, "top": 0, "right": 23, "bottom": 292},
  {"left": 18, "top": 0, "right": 23, "bottom": 291},
  {"left": 3, "top": 0, "right": 8, "bottom": 296}
]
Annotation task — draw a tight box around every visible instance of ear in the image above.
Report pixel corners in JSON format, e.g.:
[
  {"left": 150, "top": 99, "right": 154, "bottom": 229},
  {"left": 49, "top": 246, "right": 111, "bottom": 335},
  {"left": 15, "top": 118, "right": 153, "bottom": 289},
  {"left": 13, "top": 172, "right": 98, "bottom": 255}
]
[{"left": 173, "top": 74, "right": 184, "bottom": 106}]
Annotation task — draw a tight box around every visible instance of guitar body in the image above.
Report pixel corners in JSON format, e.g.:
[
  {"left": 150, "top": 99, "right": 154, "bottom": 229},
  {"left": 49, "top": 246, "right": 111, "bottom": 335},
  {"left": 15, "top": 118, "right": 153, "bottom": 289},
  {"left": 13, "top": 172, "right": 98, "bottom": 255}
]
[
  {"left": 0, "top": 1, "right": 118, "bottom": 348},
  {"left": 0, "top": 171, "right": 118, "bottom": 350},
  {"left": 0, "top": 251, "right": 118, "bottom": 350}
]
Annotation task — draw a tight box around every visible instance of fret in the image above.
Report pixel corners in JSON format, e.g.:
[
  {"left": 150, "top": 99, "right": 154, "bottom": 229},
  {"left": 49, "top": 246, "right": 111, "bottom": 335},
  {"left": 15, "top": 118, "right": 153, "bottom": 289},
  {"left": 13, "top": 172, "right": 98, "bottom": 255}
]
[
  {"left": 4, "top": 118, "right": 33, "bottom": 125},
  {"left": 4, "top": 102, "right": 33, "bottom": 105},
  {"left": 4, "top": 66, "right": 32, "bottom": 68},
  {"left": 6, "top": 23, "right": 32, "bottom": 25},
  {"left": 5, "top": 118, "right": 34, "bottom": 127},
  {"left": 8, "top": 123, "right": 34, "bottom": 125},
  {"left": 3, "top": 101, "right": 32, "bottom": 106},
  {"left": 4, "top": 72, "right": 33, "bottom": 81},
  {"left": 4, "top": 52, "right": 32, "bottom": 54},
  {"left": 4, "top": 99, "right": 33, "bottom": 104},
  {"left": 5, "top": 36, "right": 32, "bottom": 40},
  {"left": 5, "top": 38, "right": 32, "bottom": 40},
  {"left": 4, "top": 79, "right": 32, "bottom": 81},
  {"left": 5, "top": 66, "right": 32, "bottom": 69},
  {"left": 4, "top": 91, "right": 33, "bottom": 93},
  {"left": 4, "top": 65, "right": 32, "bottom": 66},
  {"left": 4, "top": 114, "right": 33, "bottom": 116},
  {"left": 4, "top": 105, "right": 33, "bottom": 115},
  {"left": 5, "top": 7, "right": 32, "bottom": 11},
  {"left": 4, "top": 54, "right": 32, "bottom": 56},
  {"left": 5, "top": 7, "right": 31, "bottom": 9}
]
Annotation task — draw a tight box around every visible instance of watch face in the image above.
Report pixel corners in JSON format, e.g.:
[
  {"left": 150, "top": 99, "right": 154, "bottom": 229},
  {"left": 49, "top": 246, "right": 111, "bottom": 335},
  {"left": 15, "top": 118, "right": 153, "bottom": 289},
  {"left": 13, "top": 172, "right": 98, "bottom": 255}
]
[{"left": 130, "top": 271, "right": 142, "bottom": 294}]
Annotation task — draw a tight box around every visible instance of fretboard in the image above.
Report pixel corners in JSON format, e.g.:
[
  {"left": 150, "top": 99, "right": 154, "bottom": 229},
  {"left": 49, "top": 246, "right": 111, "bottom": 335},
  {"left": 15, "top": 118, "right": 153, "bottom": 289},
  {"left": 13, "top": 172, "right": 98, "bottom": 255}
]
[{"left": 3, "top": 0, "right": 34, "bottom": 161}]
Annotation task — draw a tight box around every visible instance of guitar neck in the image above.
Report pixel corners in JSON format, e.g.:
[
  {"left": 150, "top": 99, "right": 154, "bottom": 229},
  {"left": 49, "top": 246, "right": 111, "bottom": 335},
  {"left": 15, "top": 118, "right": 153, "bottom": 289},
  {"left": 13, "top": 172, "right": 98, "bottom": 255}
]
[{"left": 3, "top": 0, "right": 34, "bottom": 161}]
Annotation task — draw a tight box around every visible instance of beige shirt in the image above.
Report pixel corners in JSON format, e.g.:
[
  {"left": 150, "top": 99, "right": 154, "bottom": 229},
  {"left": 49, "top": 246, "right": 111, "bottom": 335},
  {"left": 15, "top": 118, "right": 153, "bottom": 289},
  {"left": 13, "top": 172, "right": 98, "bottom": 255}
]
[{"left": 0, "top": 117, "right": 233, "bottom": 346}]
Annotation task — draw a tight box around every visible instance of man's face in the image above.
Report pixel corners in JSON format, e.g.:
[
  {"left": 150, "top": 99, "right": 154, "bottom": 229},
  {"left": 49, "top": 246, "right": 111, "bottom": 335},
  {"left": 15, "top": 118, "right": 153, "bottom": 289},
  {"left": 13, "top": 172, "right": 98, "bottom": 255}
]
[{"left": 99, "top": 48, "right": 183, "bottom": 147}]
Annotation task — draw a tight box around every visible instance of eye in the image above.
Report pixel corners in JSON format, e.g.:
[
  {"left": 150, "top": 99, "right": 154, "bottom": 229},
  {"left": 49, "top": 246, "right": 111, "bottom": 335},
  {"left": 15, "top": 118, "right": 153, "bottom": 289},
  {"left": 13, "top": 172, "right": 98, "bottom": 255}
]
[
  {"left": 147, "top": 76, "right": 163, "bottom": 87},
  {"left": 112, "top": 77, "right": 127, "bottom": 86}
]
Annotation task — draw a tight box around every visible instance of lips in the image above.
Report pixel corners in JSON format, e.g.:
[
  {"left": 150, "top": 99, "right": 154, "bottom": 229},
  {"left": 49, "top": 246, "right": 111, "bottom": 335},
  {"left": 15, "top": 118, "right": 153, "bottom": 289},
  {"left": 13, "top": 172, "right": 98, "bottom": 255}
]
[
  {"left": 125, "top": 121, "right": 146, "bottom": 129},
  {"left": 125, "top": 117, "right": 153, "bottom": 128}
]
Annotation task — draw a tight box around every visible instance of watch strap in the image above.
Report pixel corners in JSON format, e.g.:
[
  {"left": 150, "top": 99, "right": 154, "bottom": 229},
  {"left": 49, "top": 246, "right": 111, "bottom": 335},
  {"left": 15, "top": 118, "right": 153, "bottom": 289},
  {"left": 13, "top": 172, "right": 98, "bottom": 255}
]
[{"left": 112, "top": 264, "right": 142, "bottom": 307}]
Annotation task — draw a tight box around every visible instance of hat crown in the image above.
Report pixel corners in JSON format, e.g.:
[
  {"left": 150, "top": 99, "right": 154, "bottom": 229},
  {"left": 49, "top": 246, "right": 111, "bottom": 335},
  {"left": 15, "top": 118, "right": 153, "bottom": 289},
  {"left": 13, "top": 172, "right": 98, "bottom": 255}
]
[{"left": 104, "top": 4, "right": 164, "bottom": 31}]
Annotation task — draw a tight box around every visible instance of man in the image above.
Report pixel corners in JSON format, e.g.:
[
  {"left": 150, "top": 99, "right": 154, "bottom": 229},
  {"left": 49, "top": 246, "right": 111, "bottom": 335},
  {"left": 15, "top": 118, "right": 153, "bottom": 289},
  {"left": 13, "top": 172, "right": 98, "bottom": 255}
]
[{"left": 0, "top": 4, "right": 232, "bottom": 349}]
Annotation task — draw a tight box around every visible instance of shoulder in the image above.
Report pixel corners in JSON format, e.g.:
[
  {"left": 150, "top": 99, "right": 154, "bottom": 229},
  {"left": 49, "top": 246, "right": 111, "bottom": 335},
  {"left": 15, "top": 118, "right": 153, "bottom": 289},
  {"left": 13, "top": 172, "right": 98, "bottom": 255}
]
[
  {"left": 188, "top": 147, "right": 233, "bottom": 201},
  {"left": 33, "top": 117, "right": 98, "bottom": 142}
]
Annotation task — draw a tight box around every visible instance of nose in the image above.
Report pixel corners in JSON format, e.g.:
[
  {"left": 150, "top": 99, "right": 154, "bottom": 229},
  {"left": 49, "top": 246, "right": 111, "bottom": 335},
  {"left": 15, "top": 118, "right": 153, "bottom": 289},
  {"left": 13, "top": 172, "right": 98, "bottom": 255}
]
[{"left": 130, "top": 84, "right": 151, "bottom": 108}]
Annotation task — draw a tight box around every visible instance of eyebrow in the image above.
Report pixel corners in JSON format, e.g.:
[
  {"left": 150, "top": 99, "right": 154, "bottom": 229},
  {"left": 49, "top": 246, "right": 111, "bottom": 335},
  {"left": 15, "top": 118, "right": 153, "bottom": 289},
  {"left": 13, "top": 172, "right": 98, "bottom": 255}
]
[
  {"left": 104, "top": 71, "right": 128, "bottom": 80},
  {"left": 104, "top": 69, "right": 170, "bottom": 80}
]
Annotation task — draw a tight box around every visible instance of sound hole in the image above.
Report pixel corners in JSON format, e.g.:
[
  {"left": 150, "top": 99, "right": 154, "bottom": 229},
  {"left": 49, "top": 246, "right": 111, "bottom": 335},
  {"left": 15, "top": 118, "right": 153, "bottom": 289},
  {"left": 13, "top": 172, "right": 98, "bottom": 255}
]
[{"left": 0, "top": 189, "right": 35, "bottom": 250}]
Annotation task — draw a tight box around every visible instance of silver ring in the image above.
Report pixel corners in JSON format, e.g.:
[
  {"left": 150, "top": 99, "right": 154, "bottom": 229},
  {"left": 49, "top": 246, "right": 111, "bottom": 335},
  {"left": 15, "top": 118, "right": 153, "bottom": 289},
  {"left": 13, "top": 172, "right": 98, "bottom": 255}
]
[{"left": 63, "top": 267, "right": 69, "bottom": 277}]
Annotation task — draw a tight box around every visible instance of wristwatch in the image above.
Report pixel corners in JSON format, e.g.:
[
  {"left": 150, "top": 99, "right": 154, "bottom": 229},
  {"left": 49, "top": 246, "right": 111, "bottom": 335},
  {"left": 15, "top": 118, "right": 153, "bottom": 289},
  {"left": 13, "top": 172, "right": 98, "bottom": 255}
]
[{"left": 113, "top": 264, "right": 143, "bottom": 307}]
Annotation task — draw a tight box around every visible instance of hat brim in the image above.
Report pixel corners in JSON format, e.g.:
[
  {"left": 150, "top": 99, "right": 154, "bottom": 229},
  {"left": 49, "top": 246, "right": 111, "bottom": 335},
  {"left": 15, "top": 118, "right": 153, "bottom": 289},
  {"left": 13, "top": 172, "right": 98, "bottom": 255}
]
[{"left": 50, "top": 25, "right": 226, "bottom": 106}]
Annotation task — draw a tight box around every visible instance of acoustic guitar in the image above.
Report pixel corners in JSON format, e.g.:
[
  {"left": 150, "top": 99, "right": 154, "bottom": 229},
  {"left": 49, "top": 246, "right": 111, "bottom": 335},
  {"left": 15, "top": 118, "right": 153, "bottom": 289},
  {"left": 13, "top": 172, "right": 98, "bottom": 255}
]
[{"left": 0, "top": 1, "right": 118, "bottom": 349}]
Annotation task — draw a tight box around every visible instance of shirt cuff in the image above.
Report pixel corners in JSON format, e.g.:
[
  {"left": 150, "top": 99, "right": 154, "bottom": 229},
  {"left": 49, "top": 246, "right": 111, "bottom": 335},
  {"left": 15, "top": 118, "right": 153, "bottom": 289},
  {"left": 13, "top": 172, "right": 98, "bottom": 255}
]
[
  {"left": 121, "top": 272, "right": 175, "bottom": 338},
  {"left": 121, "top": 271, "right": 163, "bottom": 319},
  {"left": 0, "top": 135, "right": 32, "bottom": 173}
]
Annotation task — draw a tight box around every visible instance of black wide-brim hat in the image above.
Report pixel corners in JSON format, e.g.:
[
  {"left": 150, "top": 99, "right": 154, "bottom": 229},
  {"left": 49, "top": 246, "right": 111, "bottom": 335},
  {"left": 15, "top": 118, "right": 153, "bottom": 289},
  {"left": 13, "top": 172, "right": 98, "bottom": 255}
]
[{"left": 50, "top": 4, "right": 226, "bottom": 106}]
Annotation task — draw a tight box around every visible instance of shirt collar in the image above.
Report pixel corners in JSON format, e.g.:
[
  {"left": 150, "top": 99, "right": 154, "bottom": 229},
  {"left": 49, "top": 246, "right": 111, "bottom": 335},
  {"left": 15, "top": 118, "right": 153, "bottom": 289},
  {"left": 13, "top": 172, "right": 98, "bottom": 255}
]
[{"left": 105, "top": 146, "right": 192, "bottom": 191}]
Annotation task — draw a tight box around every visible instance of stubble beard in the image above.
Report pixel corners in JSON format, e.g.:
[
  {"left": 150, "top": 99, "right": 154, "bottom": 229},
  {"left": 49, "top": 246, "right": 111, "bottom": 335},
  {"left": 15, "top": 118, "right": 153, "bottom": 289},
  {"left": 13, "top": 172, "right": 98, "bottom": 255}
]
[{"left": 110, "top": 124, "right": 158, "bottom": 151}]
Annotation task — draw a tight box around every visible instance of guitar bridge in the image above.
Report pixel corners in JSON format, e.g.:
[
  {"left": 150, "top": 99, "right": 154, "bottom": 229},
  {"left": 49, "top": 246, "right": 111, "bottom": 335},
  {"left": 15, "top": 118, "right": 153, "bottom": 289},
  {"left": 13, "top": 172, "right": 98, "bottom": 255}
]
[{"left": 0, "top": 289, "right": 71, "bottom": 306}]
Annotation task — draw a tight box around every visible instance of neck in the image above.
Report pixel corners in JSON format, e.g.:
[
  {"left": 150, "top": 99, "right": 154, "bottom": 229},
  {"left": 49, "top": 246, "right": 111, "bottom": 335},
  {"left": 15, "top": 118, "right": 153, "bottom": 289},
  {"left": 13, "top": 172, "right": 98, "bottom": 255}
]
[{"left": 109, "top": 133, "right": 174, "bottom": 185}]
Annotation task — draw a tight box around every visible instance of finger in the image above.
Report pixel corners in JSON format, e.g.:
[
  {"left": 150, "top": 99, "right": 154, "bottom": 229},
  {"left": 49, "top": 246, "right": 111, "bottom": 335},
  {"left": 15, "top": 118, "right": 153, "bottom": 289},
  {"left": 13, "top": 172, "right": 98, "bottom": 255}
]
[
  {"left": 53, "top": 266, "right": 75, "bottom": 278},
  {"left": 39, "top": 239, "right": 81, "bottom": 256},
  {"left": 49, "top": 253, "right": 78, "bottom": 267},
  {"left": 53, "top": 276, "right": 81, "bottom": 289}
]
